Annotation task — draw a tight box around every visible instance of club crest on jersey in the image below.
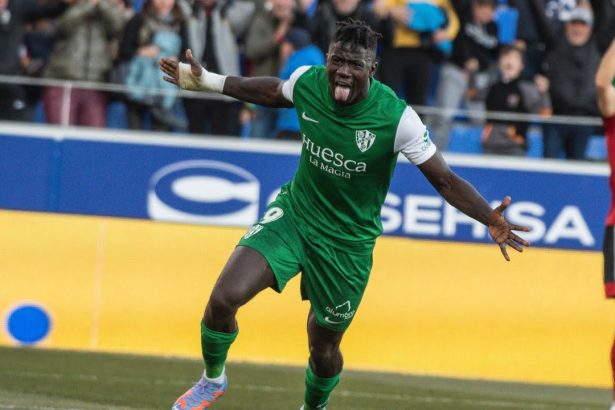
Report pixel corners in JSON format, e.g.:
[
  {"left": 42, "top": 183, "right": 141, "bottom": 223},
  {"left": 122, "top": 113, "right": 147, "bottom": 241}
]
[{"left": 355, "top": 130, "right": 376, "bottom": 152}]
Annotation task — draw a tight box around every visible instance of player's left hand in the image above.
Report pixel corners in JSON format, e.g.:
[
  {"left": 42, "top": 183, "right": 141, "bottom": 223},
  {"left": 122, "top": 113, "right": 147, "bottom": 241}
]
[{"left": 488, "top": 196, "right": 530, "bottom": 261}]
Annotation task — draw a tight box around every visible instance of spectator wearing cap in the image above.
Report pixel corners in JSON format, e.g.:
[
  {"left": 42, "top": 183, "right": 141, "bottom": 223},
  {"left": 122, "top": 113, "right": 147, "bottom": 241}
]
[
  {"left": 535, "top": 5, "right": 601, "bottom": 159},
  {"left": 275, "top": 27, "right": 325, "bottom": 140}
]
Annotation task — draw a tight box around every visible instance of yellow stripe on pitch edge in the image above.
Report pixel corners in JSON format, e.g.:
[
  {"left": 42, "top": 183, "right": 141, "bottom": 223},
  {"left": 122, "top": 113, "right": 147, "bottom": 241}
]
[{"left": 0, "top": 210, "right": 612, "bottom": 387}]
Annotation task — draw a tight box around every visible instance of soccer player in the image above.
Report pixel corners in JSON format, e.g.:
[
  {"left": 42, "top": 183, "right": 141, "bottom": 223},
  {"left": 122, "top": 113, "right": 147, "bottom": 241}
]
[
  {"left": 160, "top": 20, "right": 530, "bottom": 410},
  {"left": 596, "top": 37, "right": 615, "bottom": 410}
]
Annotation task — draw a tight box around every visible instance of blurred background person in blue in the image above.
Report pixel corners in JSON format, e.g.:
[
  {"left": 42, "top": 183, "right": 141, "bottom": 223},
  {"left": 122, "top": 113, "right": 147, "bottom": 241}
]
[
  {"left": 0, "top": 0, "right": 75, "bottom": 122},
  {"left": 42, "top": 0, "right": 125, "bottom": 128},
  {"left": 431, "top": 0, "right": 499, "bottom": 150},
  {"left": 180, "top": 0, "right": 253, "bottom": 136},
  {"left": 378, "top": 0, "right": 459, "bottom": 106},
  {"left": 274, "top": 27, "right": 324, "bottom": 140},
  {"left": 119, "top": 0, "right": 187, "bottom": 131}
]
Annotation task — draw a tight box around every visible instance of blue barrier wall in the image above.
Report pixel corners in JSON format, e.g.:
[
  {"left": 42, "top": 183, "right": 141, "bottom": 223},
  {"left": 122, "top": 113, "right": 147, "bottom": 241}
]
[{"left": 0, "top": 124, "right": 609, "bottom": 250}]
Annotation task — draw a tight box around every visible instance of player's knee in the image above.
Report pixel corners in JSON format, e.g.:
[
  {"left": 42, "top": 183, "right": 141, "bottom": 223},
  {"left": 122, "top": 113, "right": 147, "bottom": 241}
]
[
  {"left": 207, "top": 288, "right": 241, "bottom": 316},
  {"left": 310, "top": 344, "right": 343, "bottom": 368}
]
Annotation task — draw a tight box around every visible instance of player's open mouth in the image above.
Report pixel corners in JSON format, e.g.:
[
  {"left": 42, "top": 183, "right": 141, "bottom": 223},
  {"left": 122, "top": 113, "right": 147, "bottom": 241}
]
[{"left": 333, "top": 83, "right": 351, "bottom": 102}]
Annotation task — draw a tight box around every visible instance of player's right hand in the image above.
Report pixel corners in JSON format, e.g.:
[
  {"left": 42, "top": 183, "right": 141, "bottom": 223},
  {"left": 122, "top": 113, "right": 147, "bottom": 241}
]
[
  {"left": 161, "top": 48, "right": 227, "bottom": 93},
  {"left": 159, "top": 56, "right": 180, "bottom": 87},
  {"left": 184, "top": 49, "right": 203, "bottom": 78},
  {"left": 159, "top": 49, "right": 203, "bottom": 88}
]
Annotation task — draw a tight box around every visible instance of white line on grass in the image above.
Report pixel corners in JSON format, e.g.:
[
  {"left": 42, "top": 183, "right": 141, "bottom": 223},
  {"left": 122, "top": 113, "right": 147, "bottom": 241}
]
[
  {"left": 0, "top": 370, "right": 599, "bottom": 409},
  {"left": 236, "top": 383, "right": 584, "bottom": 409},
  {"left": 0, "top": 405, "right": 82, "bottom": 410}
]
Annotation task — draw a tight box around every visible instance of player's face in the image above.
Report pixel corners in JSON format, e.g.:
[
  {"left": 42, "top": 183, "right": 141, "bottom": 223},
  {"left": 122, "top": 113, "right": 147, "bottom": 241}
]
[{"left": 326, "top": 42, "right": 377, "bottom": 106}]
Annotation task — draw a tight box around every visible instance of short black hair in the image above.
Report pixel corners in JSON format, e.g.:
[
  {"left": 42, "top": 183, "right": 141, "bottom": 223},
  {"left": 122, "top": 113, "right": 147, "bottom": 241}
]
[
  {"left": 499, "top": 44, "right": 524, "bottom": 58},
  {"left": 473, "top": 0, "right": 497, "bottom": 8},
  {"left": 332, "top": 19, "right": 382, "bottom": 55}
]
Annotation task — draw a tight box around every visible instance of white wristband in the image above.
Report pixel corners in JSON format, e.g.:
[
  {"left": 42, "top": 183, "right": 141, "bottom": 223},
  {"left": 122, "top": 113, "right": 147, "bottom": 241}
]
[{"left": 178, "top": 62, "right": 227, "bottom": 93}]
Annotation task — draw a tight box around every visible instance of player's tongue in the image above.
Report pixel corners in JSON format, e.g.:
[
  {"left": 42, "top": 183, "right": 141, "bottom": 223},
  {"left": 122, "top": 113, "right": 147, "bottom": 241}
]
[{"left": 334, "top": 85, "right": 351, "bottom": 102}]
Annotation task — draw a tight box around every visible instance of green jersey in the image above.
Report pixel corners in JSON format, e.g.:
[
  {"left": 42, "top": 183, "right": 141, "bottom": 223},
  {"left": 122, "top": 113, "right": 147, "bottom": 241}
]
[{"left": 281, "top": 66, "right": 436, "bottom": 252}]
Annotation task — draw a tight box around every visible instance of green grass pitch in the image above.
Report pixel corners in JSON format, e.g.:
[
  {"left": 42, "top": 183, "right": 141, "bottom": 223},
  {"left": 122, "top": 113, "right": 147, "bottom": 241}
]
[{"left": 0, "top": 346, "right": 610, "bottom": 409}]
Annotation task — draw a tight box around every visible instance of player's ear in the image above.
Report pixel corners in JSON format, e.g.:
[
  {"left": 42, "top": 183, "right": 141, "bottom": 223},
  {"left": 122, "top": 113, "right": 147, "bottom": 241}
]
[{"left": 370, "top": 60, "right": 378, "bottom": 78}]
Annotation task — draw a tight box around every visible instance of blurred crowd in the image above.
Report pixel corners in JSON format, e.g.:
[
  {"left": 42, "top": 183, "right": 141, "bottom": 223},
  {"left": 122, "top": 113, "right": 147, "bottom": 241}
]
[{"left": 0, "top": 0, "right": 614, "bottom": 159}]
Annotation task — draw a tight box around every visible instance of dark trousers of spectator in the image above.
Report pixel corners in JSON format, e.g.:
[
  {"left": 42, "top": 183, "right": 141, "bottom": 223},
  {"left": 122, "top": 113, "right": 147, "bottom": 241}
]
[
  {"left": 542, "top": 123, "right": 593, "bottom": 160},
  {"left": 250, "top": 106, "right": 279, "bottom": 139},
  {"left": 380, "top": 47, "right": 435, "bottom": 106},
  {"left": 43, "top": 86, "right": 107, "bottom": 127},
  {"left": 0, "top": 84, "right": 29, "bottom": 121},
  {"left": 183, "top": 98, "right": 240, "bottom": 136},
  {"left": 276, "top": 130, "right": 301, "bottom": 140},
  {"left": 125, "top": 101, "right": 169, "bottom": 132}
]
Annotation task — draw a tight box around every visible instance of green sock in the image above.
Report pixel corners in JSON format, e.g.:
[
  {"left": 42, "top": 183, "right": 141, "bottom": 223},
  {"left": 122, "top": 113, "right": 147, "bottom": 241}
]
[
  {"left": 304, "top": 364, "right": 340, "bottom": 409},
  {"left": 201, "top": 322, "right": 238, "bottom": 379}
]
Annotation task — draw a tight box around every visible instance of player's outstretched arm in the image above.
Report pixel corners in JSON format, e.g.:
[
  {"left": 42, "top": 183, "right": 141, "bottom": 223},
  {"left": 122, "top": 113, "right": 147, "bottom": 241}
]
[
  {"left": 418, "top": 152, "right": 530, "bottom": 261},
  {"left": 595, "top": 38, "right": 615, "bottom": 118},
  {"left": 159, "top": 49, "right": 293, "bottom": 108}
]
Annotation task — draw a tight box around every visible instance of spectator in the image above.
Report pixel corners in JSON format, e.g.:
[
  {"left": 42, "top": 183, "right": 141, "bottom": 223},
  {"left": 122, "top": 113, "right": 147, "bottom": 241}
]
[
  {"left": 308, "top": 0, "right": 382, "bottom": 54},
  {"left": 275, "top": 27, "right": 325, "bottom": 140},
  {"left": 20, "top": 18, "right": 57, "bottom": 120},
  {"left": 512, "top": 0, "right": 547, "bottom": 79},
  {"left": 481, "top": 45, "right": 551, "bottom": 155},
  {"left": 0, "top": 0, "right": 73, "bottom": 122},
  {"left": 589, "top": 0, "right": 615, "bottom": 53},
  {"left": 23, "top": 19, "right": 56, "bottom": 78},
  {"left": 245, "top": 0, "right": 305, "bottom": 77},
  {"left": 299, "top": 0, "right": 318, "bottom": 18},
  {"left": 379, "top": 0, "right": 459, "bottom": 106},
  {"left": 244, "top": 0, "right": 306, "bottom": 138},
  {"left": 544, "top": 0, "right": 578, "bottom": 28},
  {"left": 515, "top": 0, "right": 586, "bottom": 81},
  {"left": 119, "top": 0, "right": 188, "bottom": 131},
  {"left": 43, "top": 0, "right": 125, "bottom": 127},
  {"left": 431, "top": 0, "right": 499, "bottom": 150},
  {"left": 540, "top": 5, "right": 600, "bottom": 159},
  {"left": 118, "top": 0, "right": 136, "bottom": 19},
  {"left": 180, "top": 0, "right": 253, "bottom": 136}
]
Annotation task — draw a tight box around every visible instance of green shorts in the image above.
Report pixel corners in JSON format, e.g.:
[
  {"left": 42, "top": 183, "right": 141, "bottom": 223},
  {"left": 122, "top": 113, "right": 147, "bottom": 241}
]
[{"left": 238, "top": 191, "right": 373, "bottom": 332}]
